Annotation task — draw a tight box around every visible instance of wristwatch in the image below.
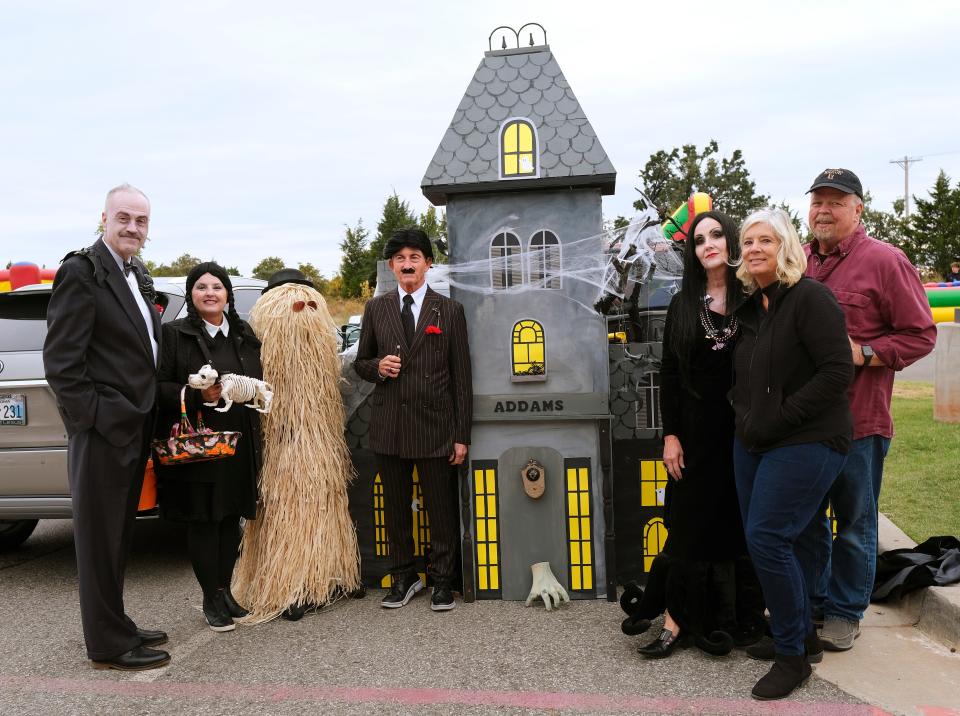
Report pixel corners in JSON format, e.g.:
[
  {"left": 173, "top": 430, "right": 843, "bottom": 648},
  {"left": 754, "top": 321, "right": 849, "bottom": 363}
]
[{"left": 861, "top": 344, "right": 875, "bottom": 366}]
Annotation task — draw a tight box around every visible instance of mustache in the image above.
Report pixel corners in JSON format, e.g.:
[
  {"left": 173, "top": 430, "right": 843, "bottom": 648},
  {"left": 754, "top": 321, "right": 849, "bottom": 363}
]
[{"left": 401, "top": 268, "right": 416, "bottom": 274}]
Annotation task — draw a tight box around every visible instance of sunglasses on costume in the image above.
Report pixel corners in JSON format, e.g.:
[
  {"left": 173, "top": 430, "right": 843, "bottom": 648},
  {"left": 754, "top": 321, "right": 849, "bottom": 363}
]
[{"left": 292, "top": 300, "right": 318, "bottom": 312}]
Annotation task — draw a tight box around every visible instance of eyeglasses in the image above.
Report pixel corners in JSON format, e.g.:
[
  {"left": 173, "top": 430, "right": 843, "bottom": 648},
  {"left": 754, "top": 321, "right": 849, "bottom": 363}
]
[{"left": 292, "top": 300, "right": 318, "bottom": 312}]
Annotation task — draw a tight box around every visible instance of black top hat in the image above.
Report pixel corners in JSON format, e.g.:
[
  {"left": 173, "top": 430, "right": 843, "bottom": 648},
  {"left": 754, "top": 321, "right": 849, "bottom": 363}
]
[
  {"left": 262, "top": 267, "right": 315, "bottom": 294},
  {"left": 807, "top": 168, "right": 863, "bottom": 200}
]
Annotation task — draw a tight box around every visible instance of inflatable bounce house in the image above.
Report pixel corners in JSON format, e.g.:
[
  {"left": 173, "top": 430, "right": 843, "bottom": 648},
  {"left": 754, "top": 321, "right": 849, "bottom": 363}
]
[
  {"left": 0, "top": 262, "right": 55, "bottom": 292},
  {"left": 924, "top": 281, "right": 960, "bottom": 323}
]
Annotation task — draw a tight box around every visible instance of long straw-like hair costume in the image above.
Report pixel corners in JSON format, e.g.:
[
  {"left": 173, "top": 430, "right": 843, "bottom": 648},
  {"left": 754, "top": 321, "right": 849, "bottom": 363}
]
[{"left": 232, "top": 283, "right": 360, "bottom": 621}]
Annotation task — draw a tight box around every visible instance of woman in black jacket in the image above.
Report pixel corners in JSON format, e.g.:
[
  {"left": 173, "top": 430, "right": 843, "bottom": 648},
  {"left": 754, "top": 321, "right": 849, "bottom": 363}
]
[
  {"left": 155, "top": 262, "right": 262, "bottom": 633},
  {"left": 730, "top": 208, "right": 853, "bottom": 700}
]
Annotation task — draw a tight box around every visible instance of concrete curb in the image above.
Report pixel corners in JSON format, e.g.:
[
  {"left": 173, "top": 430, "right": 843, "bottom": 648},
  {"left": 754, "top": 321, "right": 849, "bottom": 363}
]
[{"left": 878, "top": 512, "right": 960, "bottom": 650}]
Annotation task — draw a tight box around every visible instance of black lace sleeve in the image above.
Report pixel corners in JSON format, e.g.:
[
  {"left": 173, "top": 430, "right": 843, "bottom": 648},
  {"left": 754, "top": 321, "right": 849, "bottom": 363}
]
[{"left": 659, "top": 294, "right": 682, "bottom": 437}]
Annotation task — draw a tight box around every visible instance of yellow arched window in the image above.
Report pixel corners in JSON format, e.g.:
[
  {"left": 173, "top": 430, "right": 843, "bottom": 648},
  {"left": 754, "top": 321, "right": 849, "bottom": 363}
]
[
  {"left": 501, "top": 119, "right": 537, "bottom": 178},
  {"left": 512, "top": 319, "right": 546, "bottom": 381},
  {"left": 643, "top": 518, "right": 668, "bottom": 572}
]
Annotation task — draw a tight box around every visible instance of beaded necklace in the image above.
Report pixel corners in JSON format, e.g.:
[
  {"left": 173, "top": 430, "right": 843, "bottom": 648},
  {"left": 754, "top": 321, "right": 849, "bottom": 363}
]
[{"left": 699, "top": 294, "right": 738, "bottom": 350}]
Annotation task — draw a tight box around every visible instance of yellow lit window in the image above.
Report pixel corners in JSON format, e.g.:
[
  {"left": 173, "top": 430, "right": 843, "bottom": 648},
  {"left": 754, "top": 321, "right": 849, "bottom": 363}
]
[
  {"left": 501, "top": 119, "right": 537, "bottom": 177},
  {"left": 564, "top": 460, "right": 594, "bottom": 595},
  {"left": 474, "top": 463, "right": 501, "bottom": 597},
  {"left": 511, "top": 319, "right": 546, "bottom": 381},
  {"left": 643, "top": 518, "right": 668, "bottom": 572},
  {"left": 639, "top": 459, "right": 668, "bottom": 508}
]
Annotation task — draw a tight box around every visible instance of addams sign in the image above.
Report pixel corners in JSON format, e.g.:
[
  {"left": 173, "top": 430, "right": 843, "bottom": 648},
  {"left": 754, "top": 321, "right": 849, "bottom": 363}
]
[{"left": 494, "top": 399, "right": 563, "bottom": 413}]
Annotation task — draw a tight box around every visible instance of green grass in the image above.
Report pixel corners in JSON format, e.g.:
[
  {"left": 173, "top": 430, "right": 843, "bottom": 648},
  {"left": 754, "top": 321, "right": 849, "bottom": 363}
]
[{"left": 880, "top": 381, "right": 960, "bottom": 542}]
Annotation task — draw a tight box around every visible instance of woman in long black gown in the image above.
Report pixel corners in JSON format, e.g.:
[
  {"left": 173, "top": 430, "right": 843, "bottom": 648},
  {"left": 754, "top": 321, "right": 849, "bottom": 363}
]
[
  {"left": 156, "top": 263, "right": 262, "bottom": 632},
  {"left": 634, "top": 211, "right": 764, "bottom": 658}
]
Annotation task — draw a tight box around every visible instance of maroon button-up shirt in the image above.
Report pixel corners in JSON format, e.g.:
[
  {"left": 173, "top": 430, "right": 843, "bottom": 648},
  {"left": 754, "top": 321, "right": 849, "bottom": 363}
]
[{"left": 804, "top": 225, "right": 936, "bottom": 439}]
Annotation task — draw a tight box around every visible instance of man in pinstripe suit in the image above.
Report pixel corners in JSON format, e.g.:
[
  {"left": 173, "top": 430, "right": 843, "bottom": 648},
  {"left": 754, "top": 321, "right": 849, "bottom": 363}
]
[{"left": 354, "top": 228, "right": 473, "bottom": 611}]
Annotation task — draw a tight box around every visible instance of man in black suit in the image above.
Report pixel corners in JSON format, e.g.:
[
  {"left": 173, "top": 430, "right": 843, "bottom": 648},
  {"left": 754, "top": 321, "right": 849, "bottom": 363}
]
[
  {"left": 354, "top": 228, "right": 472, "bottom": 611},
  {"left": 43, "top": 184, "right": 169, "bottom": 670}
]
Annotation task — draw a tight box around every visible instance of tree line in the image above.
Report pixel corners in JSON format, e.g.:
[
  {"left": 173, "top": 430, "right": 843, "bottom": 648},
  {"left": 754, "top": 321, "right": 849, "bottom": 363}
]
[{"left": 135, "top": 142, "right": 960, "bottom": 289}]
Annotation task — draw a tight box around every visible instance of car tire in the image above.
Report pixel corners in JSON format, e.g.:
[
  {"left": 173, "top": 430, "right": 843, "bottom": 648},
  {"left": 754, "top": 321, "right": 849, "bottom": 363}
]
[{"left": 0, "top": 519, "right": 39, "bottom": 550}]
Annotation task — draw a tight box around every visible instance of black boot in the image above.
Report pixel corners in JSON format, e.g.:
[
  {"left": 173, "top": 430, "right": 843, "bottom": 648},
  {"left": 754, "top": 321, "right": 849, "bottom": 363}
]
[
  {"left": 202, "top": 591, "right": 235, "bottom": 632},
  {"left": 751, "top": 653, "right": 812, "bottom": 700},
  {"left": 281, "top": 602, "right": 309, "bottom": 621},
  {"left": 222, "top": 589, "right": 249, "bottom": 619},
  {"left": 746, "top": 629, "right": 823, "bottom": 664}
]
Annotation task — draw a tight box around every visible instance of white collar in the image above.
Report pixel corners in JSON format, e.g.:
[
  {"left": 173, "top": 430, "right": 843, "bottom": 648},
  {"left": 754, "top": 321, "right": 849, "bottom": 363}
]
[
  {"left": 103, "top": 241, "right": 132, "bottom": 273},
  {"left": 398, "top": 282, "right": 428, "bottom": 306},
  {"left": 203, "top": 316, "right": 230, "bottom": 338}
]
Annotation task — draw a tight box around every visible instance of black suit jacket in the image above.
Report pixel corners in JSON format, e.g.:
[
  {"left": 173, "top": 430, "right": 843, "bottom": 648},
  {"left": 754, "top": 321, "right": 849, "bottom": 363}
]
[
  {"left": 354, "top": 287, "right": 472, "bottom": 458},
  {"left": 43, "top": 238, "right": 160, "bottom": 447}
]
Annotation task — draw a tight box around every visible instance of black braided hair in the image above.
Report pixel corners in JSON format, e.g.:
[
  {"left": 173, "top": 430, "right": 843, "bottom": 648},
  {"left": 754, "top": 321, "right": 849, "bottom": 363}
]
[{"left": 185, "top": 262, "right": 244, "bottom": 341}]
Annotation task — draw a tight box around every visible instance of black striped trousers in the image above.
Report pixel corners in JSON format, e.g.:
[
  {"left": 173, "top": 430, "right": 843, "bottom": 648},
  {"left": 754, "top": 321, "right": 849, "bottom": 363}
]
[{"left": 374, "top": 453, "right": 459, "bottom": 583}]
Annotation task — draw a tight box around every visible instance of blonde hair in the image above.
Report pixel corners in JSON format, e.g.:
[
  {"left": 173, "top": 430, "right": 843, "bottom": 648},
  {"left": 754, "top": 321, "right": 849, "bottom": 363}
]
[{"left": 736, "top": 207, "right": 807, "bottom": 292}]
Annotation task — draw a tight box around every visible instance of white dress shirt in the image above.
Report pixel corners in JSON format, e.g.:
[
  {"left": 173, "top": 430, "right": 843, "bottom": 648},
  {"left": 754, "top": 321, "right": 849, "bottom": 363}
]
[
  {"left": 397, "top": 281, "right": 429, "bottom": 327},
  {"left": 104, "top": 242, "right": 158, "bottom": 365}
]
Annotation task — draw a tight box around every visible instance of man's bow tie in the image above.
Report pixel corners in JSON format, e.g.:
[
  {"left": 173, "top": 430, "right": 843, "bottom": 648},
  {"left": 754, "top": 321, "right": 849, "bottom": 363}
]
[{"left": 123, "top": 261, "right": 138, "bottom": 277}]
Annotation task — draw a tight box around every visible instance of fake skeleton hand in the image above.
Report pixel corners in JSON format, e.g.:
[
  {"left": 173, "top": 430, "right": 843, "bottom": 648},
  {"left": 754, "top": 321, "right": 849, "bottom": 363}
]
[{"left": 524, "top": 562, "right": 570, "bottom": 611}]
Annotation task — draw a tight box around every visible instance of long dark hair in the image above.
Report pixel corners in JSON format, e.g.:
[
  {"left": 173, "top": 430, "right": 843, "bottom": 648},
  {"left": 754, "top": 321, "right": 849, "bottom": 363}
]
[
  {"left": 185, "top": 262, "right": 243, "bottom": 340},
  {"left": 669, "top": 210, "right": 741, "bottom": 390}
]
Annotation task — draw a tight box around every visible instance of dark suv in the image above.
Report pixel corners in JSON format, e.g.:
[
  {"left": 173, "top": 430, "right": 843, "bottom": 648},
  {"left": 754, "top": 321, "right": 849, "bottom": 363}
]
[{"left": 0, "top": 276, "right": 266, "bottom": 549}]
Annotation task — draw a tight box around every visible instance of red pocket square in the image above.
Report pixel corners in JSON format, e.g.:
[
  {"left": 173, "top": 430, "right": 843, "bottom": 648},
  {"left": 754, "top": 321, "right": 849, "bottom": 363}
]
[{"left": 425, "top": 325, "right": 442, "bottom": 335}]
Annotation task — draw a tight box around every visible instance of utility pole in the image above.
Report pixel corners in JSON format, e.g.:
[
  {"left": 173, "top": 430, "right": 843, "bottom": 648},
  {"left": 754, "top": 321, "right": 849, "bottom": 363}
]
[{"left": 889, "top": 155, "right": 922, "bottom": 220}]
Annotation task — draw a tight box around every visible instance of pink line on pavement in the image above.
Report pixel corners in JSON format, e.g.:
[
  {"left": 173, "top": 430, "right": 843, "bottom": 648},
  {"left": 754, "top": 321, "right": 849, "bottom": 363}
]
[{"left": 0, "top": 675, "right": 901, "bottom": 715}]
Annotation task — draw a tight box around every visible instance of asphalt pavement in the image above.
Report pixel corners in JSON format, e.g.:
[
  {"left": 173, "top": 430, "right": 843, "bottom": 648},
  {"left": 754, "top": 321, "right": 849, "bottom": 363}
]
[{"left": 0, "top": 519, "right": 886, "bottom": 716}]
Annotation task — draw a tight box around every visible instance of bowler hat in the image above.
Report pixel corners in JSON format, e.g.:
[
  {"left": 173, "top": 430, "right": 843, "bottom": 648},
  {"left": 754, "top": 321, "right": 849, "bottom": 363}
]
[
  {"left": 807, "top": 168, "right": 863, "bottom": 200},
  {"left": 262, "top": 267, "right": 315, "bottom": 294}
]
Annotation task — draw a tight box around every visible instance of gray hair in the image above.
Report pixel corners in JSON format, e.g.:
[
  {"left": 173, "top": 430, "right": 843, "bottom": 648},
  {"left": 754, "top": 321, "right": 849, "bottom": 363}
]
[{"left": 104, "top": 183, "right": 149, "bottom": 211}]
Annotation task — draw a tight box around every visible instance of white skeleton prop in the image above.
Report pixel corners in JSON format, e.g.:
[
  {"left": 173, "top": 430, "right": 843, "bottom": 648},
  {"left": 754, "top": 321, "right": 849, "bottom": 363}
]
[{"left": 187, "top": 363, "right": 274, "bottom": 414}]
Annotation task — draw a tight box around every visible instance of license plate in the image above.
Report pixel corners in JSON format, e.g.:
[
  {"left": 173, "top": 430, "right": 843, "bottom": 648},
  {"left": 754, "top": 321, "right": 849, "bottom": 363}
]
[{"left": 0, "top": 393, "right": 26, "bottom": 426}]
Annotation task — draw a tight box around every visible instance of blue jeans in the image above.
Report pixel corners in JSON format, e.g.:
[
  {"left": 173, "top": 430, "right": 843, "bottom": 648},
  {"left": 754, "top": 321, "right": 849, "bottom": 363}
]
[
  {"left": 797, "top": 436, "right": 890, "bottom": 622},
  {"left": 733, "top": 438, "right": 846, "bottom": 656}
]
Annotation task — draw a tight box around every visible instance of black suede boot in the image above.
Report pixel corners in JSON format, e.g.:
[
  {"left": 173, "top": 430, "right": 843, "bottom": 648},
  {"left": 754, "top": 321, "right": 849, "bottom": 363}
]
[
  {"left": 746, "top": 629, "right": 823, "bottom": 663},
  {"left": 751, "top": 653, "right": 812, "bottom": 700}
]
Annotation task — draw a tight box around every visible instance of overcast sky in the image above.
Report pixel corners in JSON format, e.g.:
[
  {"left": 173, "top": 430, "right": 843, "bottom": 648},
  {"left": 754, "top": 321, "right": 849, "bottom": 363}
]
[{"left": 2, "top": 0, "right": 958, "bottom": 276}]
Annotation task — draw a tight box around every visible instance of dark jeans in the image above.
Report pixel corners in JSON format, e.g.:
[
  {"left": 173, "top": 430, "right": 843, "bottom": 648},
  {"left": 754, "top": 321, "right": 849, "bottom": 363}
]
[
  {"left": 733, "top": 438, "right": 846, "bottom": 656},
  {"left": 797, "top": 436, "right": 891, "bottom": 622}
]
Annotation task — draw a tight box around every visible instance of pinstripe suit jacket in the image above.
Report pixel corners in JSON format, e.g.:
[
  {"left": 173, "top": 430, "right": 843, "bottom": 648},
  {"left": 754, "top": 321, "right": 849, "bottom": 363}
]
[{"left": 354, "top": 287, "right": 472, "bottom": 458}]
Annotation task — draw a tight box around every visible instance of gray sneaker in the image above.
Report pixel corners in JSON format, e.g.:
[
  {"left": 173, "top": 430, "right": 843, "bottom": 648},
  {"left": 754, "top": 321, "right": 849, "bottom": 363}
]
[{"left": 819, "top": 617, "right": 860, "bottom": 651}]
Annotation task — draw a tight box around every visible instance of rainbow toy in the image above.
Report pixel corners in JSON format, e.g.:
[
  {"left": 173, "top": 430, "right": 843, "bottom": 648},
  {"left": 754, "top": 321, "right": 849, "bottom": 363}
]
[
  {"left": 0, "top": 262, "right": 56, "bottom": 292},
  {"left": 925, "top": 285, "right": 960, "bottom": 323},
  {"left": 663, "top": 192, "right": 713, "bottom": 242}
]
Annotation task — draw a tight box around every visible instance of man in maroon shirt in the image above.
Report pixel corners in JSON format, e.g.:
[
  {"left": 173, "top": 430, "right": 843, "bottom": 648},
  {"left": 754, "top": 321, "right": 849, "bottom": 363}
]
[{"left": 797, "top": 168, "right": 936, "bottom": 651}]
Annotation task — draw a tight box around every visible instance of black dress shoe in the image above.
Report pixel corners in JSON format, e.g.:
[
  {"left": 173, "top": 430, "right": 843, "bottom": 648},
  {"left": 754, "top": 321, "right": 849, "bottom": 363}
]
[
  {"left": 637, "top": 628, "right": 683, "bottom": 659},
  {"left": 430, "top": 583, "right": 455, "bottom": 612},
  {"left": 136, "top": 628, "right": 168, "bottom": 647},
  {"left": 752, "top": 654, "right": 812, "bottom": 700},
  {"left": 92, "top": 646, "right": 170, "bottom": 671},
  {"left": 203, "top": 592, "right": 235, "bottom": 632},
  {"left": 222, "top": 589, "right": 249, "bottom": 619},
  {"left": 380, "top": 572, "right": 423, "bottom": 609}
]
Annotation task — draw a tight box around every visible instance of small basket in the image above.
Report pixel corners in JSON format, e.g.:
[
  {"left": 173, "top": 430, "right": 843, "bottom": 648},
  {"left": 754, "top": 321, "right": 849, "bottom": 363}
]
[{"left": 152, "top": 386, "right": 241, "bottom": 466}]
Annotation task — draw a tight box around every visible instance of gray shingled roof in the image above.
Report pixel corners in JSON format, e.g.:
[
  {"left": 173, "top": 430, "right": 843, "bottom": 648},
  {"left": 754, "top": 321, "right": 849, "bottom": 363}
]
[{"left": 421, "top": 45, "right": 616, "bottom": 205}]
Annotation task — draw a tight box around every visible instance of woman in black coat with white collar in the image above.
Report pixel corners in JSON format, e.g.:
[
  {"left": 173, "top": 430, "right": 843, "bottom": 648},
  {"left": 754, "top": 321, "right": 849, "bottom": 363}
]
[{"left": 155, "top": 262, "right": 263, "bottom": 633}]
